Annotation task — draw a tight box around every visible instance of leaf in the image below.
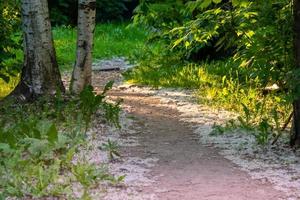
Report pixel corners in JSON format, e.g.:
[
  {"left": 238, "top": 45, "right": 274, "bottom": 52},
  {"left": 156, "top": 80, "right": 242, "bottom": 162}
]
[
  {"left": 212, "top": 0, "right": 222, "bottom": 4},
  {"left": 6, "top": 131, "right": 17, "bottom": 148},
  {"left": 102, "top": 81, "right": 114, "bottom": 94},
  {"left": 65, "top": 146, "right": 76, "bottom": 164},
  {"left": 232, "top": 0, "right": 250, "bottom": 7},
  {"left": 0, "top": 73, "right": 10, "bottom": 83},
  {"left": 185, "top": 41, "right": 191, "bottom": 48},
  {"left": 117, "top": 175, "right": 126, "bottom": 182},
  {"left": 47, "top": 124, "right": 58, "bottom": 144},
  {"left": 172, "top": 38, "right": 184, "bottom": 48},
  {"left": 201, "top": 0, "right": 212, "bottom": 9},
  {"left": 26, "top": 138, "right": 49, "bottom": 156},
  {"left": 0, "top": 143, "right": 13, "bottom": 155}
]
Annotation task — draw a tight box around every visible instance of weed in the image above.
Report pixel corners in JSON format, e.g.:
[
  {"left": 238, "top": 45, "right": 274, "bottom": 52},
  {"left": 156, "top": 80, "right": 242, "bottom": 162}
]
[
  {"left": 101, "top": 139, "right": 121, "bottom": 161},
  {"left": 0, "top": 81, "right": 122, "bottom": 198}
]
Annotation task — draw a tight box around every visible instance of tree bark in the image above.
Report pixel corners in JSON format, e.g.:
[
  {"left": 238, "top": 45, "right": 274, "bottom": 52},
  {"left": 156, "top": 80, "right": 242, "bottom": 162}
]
[
  {"left": 70, "top": 0, "right": 96, "bottom": 94},
  {"left": 292, "top": 0, "right": 300, "bottom": 147},
  {"left": 11, "top": 0, "right": 64, "bottom": 101}
]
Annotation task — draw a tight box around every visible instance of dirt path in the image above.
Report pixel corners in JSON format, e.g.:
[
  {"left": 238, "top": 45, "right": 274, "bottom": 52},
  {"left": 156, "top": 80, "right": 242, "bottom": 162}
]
[
  {"left": 90, "top": 69, "right": 288, "bottom": 200},
  {"left": 110, "top": 89, "right": 285, "bottom": 200}
]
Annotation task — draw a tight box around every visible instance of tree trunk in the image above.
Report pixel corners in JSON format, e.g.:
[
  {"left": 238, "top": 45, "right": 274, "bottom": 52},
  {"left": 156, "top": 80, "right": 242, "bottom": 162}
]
[
  {"left": 292, "top": 0, "right": 300, "bottom": 147},
  {"left": 11, "top": 0, "right": 64, "bottom": 101},
  {"left": 70, "top": 0, "right": 96, "bottom": 94}
]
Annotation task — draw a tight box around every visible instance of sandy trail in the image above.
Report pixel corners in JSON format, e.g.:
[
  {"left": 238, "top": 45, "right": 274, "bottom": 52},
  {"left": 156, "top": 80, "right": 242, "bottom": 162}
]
[{"left": 89, "top": 69, "right": 289, "bottom": 200}]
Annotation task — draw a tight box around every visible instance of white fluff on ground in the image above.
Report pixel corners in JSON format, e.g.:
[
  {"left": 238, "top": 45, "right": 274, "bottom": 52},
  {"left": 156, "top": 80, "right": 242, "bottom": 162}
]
[{"left": 117, "top": 83, "right": 300, "bottom": 200}]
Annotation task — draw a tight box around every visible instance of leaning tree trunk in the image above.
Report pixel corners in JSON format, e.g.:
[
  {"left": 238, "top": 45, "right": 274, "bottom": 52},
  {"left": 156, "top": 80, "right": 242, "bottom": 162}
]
[
  {"left": 12, "top": 0, "right": 64, "bottom": 101},
  {"left": 292, "top": 0, "right": 300, "bottom": 147},
  {"left": 70, "top": 0, "right": 96, "bottom": 94}
]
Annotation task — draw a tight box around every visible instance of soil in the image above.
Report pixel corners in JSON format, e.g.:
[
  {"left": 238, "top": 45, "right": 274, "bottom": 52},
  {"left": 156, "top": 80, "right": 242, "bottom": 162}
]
[{"left": 89, "top": 69, "right": 288, "bottom": 200}]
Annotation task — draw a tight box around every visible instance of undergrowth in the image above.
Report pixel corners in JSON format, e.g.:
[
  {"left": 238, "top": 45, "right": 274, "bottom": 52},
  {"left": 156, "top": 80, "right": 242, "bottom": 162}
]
[
  {"left": 0, "top": 83, "right": 122, "bottom": 199},
  {"left": 0, "top": 23, "right": 149, "bottom": 98},
  {"left": 125, "top": 56, "right": 292, "bottom": 145}
]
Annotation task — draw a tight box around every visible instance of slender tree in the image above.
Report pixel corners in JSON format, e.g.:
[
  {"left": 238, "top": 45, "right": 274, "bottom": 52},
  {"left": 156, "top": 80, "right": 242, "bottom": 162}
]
[
  {"left": 11, "top": 0, "right": 64, "bottom": 100},
  {"left": 292, "top": 0, "right": 300, "bottom": 147},
  {"left": 70, "top": 0, "right": 96, "bottom": 94}
]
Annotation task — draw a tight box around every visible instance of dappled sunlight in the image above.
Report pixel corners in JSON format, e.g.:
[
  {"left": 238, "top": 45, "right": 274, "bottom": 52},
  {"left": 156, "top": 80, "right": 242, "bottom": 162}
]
[
  {"left": 1, "top": 0, "right": 299, "bottom": 199},
  {"left": 0, "top": 75, "right": 19, "bottom": 99}
]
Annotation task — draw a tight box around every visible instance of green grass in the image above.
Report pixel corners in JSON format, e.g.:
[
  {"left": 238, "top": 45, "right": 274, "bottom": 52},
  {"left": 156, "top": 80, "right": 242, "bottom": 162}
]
[
  {"left": 125, "top": 57, "right": 292, "bottom": 141},
  {"left": 53, "top": 23, "right": 149, "bottom": 71},
  {"left": 0, "top": 23, "right": 149, "bottom": 98},
  {"left": 124, "top": 64, "right": 202, "bottom": 88}
]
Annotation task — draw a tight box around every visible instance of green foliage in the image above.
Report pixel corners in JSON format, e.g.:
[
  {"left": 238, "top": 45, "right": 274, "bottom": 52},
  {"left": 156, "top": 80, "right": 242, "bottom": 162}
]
[
  {"left": 52, "top": 23, "right": 148, "bottom": 71},
  {"left": 0, "top": 83, "right": 121, "bottom": 199},
  {"left": 79, "top": 82, "right": 122, "bottom": 130},
  {"left": 132, "top": 0, "right": 186, "bottom": 32},
  {"left": 1, "top": 23, "right": 149, "bottom": 98},
  {"left": 79, "top": 85, "right": 106, "bottom": 130},
  {"left": 101, "top": 139, "right": 121, "bottom": 161},
  {"left": 132, "top": 0, "right": 294, "bottom": 84},
  {"left": 128, "top": 0, "right": 294, "bottom": 144},
  {"left": 125, "top": 58, "right": 291, "bottom": 144},
  {"left": 0, "top": 0, "right": 22, "bottom": 83}
]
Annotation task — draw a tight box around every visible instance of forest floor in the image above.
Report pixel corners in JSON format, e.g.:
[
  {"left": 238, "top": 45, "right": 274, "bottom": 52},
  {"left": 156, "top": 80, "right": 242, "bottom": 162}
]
[{"left": 63, "top": 58, "right": 300, "bottom": 200}]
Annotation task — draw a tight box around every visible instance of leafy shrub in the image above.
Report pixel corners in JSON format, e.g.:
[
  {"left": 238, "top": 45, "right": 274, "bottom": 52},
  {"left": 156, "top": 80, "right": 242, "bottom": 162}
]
[
  {"left": 132, "top": 0, "right": 186, "bottom": 32},
  {"left": 0, "top": 84, "right": 121, "bottom": 199},
  {"left": 133, "top": 0, "right": 293, "bottom": 82},
  {"left": 102, "top": 139, "right": 121, "bottom": 161},
  {"left": 0, "top": 0, "right": 22, "bottom": 82},
  {"left": 128, "top": 0, "right": 294, "bottom": 144}
]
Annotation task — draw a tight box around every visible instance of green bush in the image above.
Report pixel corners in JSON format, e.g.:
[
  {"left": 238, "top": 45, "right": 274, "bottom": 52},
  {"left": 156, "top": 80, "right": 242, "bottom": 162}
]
[
  {"left": 0, "top": 85, "right": 122, "bottom": 199},
  {"left": 132, "top": 0, "right": 294, "bottom": 83},
  {"left": 0, "top": 0, "right": 22, "bottom": 82}
]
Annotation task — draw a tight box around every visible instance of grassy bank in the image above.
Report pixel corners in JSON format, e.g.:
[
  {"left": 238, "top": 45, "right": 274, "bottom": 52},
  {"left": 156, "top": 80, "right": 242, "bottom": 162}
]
[
  {"left": 0, "top": 23, "right": 149, "bottom": 98},
  {"left": 124, "top": 57, "right": 292, "bottom": 144},
  {"left": 53, "top": 23, "right": 149, "bottom": 71}
]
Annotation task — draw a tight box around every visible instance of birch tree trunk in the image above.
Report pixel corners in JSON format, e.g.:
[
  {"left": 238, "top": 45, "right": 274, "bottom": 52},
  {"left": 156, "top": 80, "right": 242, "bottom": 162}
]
[
  {"left": 70, "top": 0, "right": 96, "bottom": 94},
  {"left": 291, "top": 0, "right": 300, "bottom": 147},
  {"left": 12, "top": 0, "right": 64, "bottom": 100}
]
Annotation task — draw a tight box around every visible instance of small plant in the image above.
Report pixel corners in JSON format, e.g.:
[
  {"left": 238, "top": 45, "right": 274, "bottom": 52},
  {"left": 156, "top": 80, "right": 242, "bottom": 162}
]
[
  {"left": 78, "top": 81, "right": 121, "bottom": 131},
  {"left": 211, "top": 124, "right": 227, "bottom": 135},
  {"left": 0, "top": 80, "right": 122, "bottom": 199},
  {"left": 102, "top": 139, "right": 121, "bottom": 161},
  {"left": 102, "top": 99, "right": 122, "bottom": 129},
  {"left": 254, "top": 118, "right": 272, "bottom": 145},
  {"left": 106, "top": 175, "right": 126, "bottom": 186},
  {"left": 79, "top": 85, "right": 105, "bottom": 131}
]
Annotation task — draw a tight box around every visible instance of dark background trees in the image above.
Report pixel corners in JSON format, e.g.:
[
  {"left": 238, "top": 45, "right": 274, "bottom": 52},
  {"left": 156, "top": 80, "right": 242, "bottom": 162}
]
[
  {"left": 48, "top": 0, "right": 139, "bottom": 26},
  {"left": 0, "top": 0, "right": 21, "bottom": 82}
]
